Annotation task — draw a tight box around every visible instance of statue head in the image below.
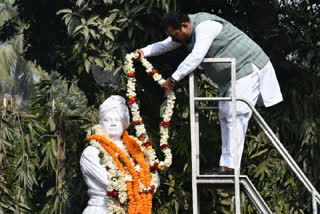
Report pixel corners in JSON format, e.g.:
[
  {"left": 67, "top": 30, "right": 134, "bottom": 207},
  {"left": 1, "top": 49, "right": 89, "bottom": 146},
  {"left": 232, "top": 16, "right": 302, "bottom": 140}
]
[{"left": 99, "top": 95, "right": 130, "bottom": 139}]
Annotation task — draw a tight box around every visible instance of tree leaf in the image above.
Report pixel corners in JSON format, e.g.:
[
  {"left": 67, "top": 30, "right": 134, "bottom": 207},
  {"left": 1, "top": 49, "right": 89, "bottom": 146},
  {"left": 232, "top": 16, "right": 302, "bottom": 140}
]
[
  {"left": 56, "top": 9, "right": 72, "bottom": 15},
  {"left": 105, "top": 30, "right": 114, "bottom": 41},
  {"left": 250, "top": 148, "right": 268, "bottom": 158},
  {"left": 84, "top": 59, "right": 91, "bottom": 73},
  {"left": 48, "top": 116, "right": 56, "bottom": 132}
]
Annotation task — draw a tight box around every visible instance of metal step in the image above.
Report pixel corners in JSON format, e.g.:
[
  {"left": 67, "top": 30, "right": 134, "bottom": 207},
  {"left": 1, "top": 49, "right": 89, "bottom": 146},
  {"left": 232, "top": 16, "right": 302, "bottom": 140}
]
[{"left": 197, "top": 175, "right": 272, "bottom": 214}]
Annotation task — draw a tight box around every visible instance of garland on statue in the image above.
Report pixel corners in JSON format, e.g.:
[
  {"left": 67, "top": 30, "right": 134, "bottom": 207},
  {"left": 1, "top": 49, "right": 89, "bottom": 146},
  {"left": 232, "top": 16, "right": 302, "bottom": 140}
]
[
  {"left": 88, "top": 125, "right": 158, "bottom": 214},
  {"left": 125, "top": 52, "right": 176, "bottom": 170}
]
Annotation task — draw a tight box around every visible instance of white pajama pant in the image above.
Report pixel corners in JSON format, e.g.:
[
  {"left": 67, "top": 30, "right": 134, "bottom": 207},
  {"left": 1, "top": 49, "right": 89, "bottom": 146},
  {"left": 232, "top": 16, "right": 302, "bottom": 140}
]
[{"left": 218, "top": 61, "right": 283, "bottom": 169}]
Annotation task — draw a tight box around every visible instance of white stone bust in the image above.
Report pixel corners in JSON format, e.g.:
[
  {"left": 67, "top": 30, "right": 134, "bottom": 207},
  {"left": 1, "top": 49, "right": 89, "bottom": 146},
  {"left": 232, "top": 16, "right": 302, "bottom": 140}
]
[
  {"left": 80, "top": 95, "right": 131, "bottom": 213},
  {"left": 81, "top": 95, "right": 160, "bottom": 214}
]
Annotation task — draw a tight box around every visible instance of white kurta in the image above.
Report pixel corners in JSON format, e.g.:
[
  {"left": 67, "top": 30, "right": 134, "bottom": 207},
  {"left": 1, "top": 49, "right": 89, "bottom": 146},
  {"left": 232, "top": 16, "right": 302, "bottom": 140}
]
[
  {"left": 80, "top": 146, "right": 109, "bottom": 213},
  {"left": 219, "top": 62, "right": 282, "bottom": 168},
  {"left": 141, "top": 20, "right": 283, "bottom": 169}
]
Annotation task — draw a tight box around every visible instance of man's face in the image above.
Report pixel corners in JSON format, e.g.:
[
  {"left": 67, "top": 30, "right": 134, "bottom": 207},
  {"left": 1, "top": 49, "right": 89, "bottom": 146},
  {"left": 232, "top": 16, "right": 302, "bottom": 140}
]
[{"left": 166, "top": 22, "right": 190, "bottom": 43}]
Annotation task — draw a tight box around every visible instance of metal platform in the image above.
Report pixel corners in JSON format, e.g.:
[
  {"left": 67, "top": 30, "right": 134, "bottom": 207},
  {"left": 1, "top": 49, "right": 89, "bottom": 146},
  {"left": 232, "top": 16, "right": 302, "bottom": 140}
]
[{"left": 197, "top": 175, "right": 272, "bottom": 214}]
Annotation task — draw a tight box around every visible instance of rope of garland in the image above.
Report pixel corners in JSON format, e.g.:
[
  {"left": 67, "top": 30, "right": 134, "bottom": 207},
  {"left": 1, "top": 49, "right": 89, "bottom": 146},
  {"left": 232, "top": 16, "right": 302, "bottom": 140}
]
[{"left": 125, "top": 52, "right": 176, "bottom": 170}]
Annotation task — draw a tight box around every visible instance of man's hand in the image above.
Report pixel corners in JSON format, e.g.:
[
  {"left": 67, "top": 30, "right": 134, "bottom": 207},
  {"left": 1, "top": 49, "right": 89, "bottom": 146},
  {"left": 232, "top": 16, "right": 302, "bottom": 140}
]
[
  {"left": 134, "top": 49, "right": 144, "bottom": 61},
  {"left": 162, "top": 77, "right": 176, "bottom": 97}
]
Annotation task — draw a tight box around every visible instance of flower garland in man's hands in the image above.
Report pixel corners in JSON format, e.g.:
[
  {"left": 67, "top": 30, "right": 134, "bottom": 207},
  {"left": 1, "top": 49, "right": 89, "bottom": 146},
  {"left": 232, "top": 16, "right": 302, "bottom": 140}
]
[{"left": 125, "top": 52, "right": 176, "bottom": 170}]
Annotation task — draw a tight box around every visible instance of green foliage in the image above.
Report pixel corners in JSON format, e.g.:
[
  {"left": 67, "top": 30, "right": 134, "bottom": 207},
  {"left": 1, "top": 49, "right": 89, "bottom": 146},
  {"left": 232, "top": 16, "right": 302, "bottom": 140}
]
[
  {"left": 0, "top": 0, "right": 45, "bottom": 104},
  {"left": 57, "top": 8, "right": 123, "bottom": 74},
  {"left": 0, "top": 73, "right": 89, "bottom": 213},
  {"left": 56, "top": 0, "right": 164, "bottom": 78}
]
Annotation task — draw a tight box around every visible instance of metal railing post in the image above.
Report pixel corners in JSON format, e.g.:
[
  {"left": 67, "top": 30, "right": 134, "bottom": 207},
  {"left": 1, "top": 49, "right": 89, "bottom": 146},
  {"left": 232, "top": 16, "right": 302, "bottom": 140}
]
[
  {"left": 190, "top": 72, "right": 200, "bottom": 214},
  {"left": 195, "top": 58, "right": 240, "bottom": 213},
  {"left": 231, "top": 58, "right": 241, "bottom": 214},
  {"left": 313, "top": 190, "right": 318, "bottom": 214}
]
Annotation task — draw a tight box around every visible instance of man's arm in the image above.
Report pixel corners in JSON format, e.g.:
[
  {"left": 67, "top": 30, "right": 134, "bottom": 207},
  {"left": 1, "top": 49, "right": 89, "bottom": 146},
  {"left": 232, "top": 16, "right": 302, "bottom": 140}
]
[
  {"left": 172, "top": 20, "right": 223, "bottom": 81},
  {"left": 141, "top": 37, "right": 182, "bottom": 57},
  {"left": 163, "top": 20, "right": 223, "bottom": 96}
]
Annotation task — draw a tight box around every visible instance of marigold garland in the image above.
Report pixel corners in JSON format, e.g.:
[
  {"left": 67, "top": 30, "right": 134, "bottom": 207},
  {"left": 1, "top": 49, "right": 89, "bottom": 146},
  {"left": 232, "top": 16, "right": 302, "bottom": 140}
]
[{"left": 88, "top": 125, "right": 157, "bottom": 214}]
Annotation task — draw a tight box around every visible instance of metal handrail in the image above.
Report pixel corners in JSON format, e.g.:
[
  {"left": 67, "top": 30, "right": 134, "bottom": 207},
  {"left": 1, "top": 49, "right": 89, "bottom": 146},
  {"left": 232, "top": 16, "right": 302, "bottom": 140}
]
[{"left": 194, "top": 96, "right": 320, "bottom": 210}]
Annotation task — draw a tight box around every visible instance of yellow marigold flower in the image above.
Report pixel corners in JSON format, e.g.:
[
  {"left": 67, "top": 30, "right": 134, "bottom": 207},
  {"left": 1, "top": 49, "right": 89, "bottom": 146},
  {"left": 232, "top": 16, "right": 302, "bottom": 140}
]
[
  {"left": 147, "top": 146, "right": 152, "bottom": 150},
  {"left": 153, "top": 73, "right": 159, "bottom": 77}
]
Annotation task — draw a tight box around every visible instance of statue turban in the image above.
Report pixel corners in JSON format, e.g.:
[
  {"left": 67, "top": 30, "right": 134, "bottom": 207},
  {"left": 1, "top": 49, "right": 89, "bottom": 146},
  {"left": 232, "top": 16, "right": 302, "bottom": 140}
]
[{"left": 99, "top": 95, "right": 130, "bottom": 129}]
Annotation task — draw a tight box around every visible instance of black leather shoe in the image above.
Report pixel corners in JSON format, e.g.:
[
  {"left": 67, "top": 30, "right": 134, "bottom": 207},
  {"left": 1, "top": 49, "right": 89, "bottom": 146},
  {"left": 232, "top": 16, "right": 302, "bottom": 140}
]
[
  {"left": 203, "top": 167, "right": 234, "bottom": 175},
  {"left": 203, "top": 168, "right": 218, "bottom": 175},
  {"left": 217, "top": 167, "right": 234, "bottom": 175}
]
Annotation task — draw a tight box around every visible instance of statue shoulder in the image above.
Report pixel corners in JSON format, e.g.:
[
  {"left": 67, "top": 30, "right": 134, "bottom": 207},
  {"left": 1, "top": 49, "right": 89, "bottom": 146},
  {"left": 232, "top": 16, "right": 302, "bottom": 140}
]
[{"left": 81, "top": 145, "right": 100, "bottom": 159}]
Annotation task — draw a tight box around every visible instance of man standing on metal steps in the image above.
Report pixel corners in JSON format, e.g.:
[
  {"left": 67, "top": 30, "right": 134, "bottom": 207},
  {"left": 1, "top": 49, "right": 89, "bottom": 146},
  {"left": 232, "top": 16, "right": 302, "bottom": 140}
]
[{"left": 134, "top": 11, "right": 283, "bottom": 174}]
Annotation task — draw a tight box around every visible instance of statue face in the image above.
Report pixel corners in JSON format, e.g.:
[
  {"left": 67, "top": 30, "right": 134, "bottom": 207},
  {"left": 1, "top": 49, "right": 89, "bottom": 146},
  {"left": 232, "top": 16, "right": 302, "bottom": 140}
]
[{"left": 100, "top": 110, "right": 125, "bottom": 139}]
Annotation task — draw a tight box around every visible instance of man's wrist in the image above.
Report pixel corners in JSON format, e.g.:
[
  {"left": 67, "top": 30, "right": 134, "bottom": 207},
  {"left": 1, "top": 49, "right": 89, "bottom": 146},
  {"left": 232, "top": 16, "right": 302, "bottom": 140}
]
[{"left": 169, "top": 76, "right": 176, "bottom": 85}]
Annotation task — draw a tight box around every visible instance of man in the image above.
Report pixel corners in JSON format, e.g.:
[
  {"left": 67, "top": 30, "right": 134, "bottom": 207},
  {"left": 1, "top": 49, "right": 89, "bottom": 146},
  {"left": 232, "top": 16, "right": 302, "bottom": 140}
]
[{"left": 135, "top": 11, "right": 283, "bottom": 174}]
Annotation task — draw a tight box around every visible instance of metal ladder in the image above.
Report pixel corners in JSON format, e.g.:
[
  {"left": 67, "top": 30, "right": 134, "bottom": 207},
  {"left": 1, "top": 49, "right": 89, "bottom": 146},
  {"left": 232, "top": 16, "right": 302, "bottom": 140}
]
[{"left": 189, "top": 58, "right": 320, "bottom": 214}]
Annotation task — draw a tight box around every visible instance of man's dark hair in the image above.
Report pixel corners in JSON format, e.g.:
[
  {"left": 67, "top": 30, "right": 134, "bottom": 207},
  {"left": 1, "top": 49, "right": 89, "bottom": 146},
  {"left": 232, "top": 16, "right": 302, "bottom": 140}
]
[{"left": 161, "top": 11, "right": 190, "bottom": 32}]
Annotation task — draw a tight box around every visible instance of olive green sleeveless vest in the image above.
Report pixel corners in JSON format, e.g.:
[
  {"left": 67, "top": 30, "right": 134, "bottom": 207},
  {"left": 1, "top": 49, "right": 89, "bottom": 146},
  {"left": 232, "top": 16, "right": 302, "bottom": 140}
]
[{"left": 185, "top": 12, "right": 269, "bottom": 95}]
